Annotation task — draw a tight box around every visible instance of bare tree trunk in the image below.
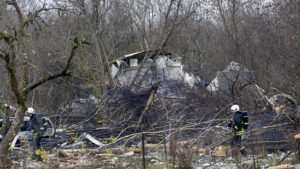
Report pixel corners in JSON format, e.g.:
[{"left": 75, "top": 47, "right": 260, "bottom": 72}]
[
  {"left": 100, "top": 41, "right": 116, "bottom": 88},
  {"left": 216, "top": 0, "right": 241, "bottom": 61},
  {"left": 0, "top": 30, "right": 85, "bottom": 167},
  {"left": 0, "top": 107, "right": 26, "bottom": 168},
  {"left": 94, "top": 37, "right": 107, "bottom": 93},
  {"left": 0, "top": 106, "right": 10, "bottom": 137}
]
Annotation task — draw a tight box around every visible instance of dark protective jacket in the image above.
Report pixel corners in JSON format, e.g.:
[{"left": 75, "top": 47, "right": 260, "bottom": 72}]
[
  {"left": 227, "top": 111, "right": 249, "bottom": 136},
  {"left": 28, "top": 114, "right": 45, "bottom": 136}
]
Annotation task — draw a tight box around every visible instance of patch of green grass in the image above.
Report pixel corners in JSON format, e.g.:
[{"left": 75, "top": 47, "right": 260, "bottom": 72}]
[
  {"left": 282, "top": 155, "right": 300, "bottom": 165},
  {"left": 148, "top": 164, "right": 170, "bottom": 169},
  {"left": 100, "top": 166, "right": 115, "bottom": 169}
]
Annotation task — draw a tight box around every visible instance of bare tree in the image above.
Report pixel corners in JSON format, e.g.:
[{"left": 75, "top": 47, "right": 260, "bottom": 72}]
[{"left": 0, "top": 1, "right": 89, "bottom": 167}]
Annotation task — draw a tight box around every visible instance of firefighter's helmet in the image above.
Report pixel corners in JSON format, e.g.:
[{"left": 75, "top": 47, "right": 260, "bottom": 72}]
[
  {"left": 230, "top": 105, "right": 240, "bottom": 113},
  {"left": 26, "top": 107, "right": 36, "bottom": 115}
]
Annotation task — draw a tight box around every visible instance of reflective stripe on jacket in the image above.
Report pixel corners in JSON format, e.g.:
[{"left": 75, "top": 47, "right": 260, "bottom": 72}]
[{"left": 241, "top": 112, "right": 249, "bottom": 129}]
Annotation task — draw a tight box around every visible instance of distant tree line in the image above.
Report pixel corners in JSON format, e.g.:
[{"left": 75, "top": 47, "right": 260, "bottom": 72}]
[{"left": 1, "top": 0, "right": 298, "bottom": 111}]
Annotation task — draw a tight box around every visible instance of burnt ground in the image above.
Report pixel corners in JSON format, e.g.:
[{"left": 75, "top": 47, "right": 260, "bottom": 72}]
[{"left": 45, "top": 81, "right": 299, "bottom": 154}]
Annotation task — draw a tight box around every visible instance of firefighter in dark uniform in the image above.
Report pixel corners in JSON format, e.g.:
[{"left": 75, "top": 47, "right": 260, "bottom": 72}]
[
  {"left": 26, "top": 107, "right": 47, "bottom": 160},
  {"left": 227, "top": 105, "right": 248, "bottom": 156}
]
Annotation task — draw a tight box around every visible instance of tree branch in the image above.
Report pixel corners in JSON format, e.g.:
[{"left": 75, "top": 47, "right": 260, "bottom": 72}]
[
  {"left": 136, "top": 88, "right": 157, "bottom": 129},
  {"left": 6, "top": 0, "right": 24, "bottom": 25},
  {"left": 22, "top": 38, "right": 90, "bottom": 93},
  {"left": 22, "top": 6, "right": 61, "bottom": 29},
  {"left": 0, "top": 51, "right": 5, "bottom": 59},
  {"left": 6, "top": 1, "right": 61, "bottom": 36},
  {"left": 216, "top": 0, "right": 238, "bottom": 45},
  {"left": 21, "top": 54, "right": 29, "bottom": 97},
  {"left": 24, "top": 71, "right": 72, "bottom": 93}
]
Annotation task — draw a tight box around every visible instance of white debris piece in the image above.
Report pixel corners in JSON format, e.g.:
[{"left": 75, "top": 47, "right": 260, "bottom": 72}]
[
  {"left": 183, "top": 72, "right": 195, "bottom": 88},
  {"left": 206, "top": 77, "right": 218, "bottom": 92},
  {"left": 130, "top": 58, "right": 138, "bottom": 67},
  {"left": 80, "top": 132, "right": 104, "bottom": 147},
  {"left": 111, "top": 64, "right": 119, "bottom": 78},
  {"left": 167, "top": 57, "right": 181, "bottom": 67},
  {"left": 206, "top": 61, "right": 255, "bottom": 93},
  {"left": 267, "top": 154, "right": 274, "bottom": 159},
  {"left": 268, "top": 93, "right": 297, "bottom": 107},
  {"left": 124, "top": 151, "right": 134, "bottom": 156},
  {"left": 10, "top": 133, "right": 20, "bottom": 148},
  {"left": 122, "top": 162, "right": 128, "bottom": 167},
  {"left": 110, "top": 51, "right": 197, "bottom": 88},
  {"left": 56, "top": 128, "right": 66, "bottom": 133},
  {"left": 155, "top": 56, "right": 168, "bottom": 69},
  {"left": 223, "top": 61, "right": 249, "bottom": 72}
]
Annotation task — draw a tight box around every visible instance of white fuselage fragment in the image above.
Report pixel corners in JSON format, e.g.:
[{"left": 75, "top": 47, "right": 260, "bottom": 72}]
[{"left": 111, "top": 55, "right": 195, "bottom": 88}]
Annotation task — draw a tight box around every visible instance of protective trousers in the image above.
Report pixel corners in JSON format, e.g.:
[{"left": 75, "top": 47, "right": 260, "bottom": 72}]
[
  {"left": 231, "top": 135, "right": 246, "bottom": 156},
  {"left": 32, "top": 133, "right": 42, "bottom": 161}
]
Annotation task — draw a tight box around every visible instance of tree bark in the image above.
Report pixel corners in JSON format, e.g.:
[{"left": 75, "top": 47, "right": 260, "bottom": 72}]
[
  {"left": 0, "top": 107, "right": 26, "bottom": 168},
  {"left": 94, "top": 37, "right": 107, "bottom": 93}
]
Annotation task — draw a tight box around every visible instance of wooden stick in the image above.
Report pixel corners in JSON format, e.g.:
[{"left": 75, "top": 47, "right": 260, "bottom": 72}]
[
  {"left": 142, "top": 133, "right": 146, "bottom": 169},
  {"left": 164, "top": 135, "right": 169, "bottom": 169},
  {"left": 136, "top": 89, "right": 156, "bottom": 129},
  {"left": 276, "top": 151, "right": 294, "bottom": 166}
]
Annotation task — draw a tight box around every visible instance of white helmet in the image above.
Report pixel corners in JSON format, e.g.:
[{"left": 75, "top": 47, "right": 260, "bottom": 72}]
[
  {"left": 26, "top": 107, "right": 36, "bottom": 115},
  {"left": 230, "top": 105, "right": 240, "bottom": 113}
]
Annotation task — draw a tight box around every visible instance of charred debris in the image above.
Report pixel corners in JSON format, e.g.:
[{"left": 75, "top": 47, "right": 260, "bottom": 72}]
[
  {"left": 45, "top": 50, "right": 298, "bottom": 153},
  {"left": 3, "top": 50, "right": 299, "bottom": 154}
]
